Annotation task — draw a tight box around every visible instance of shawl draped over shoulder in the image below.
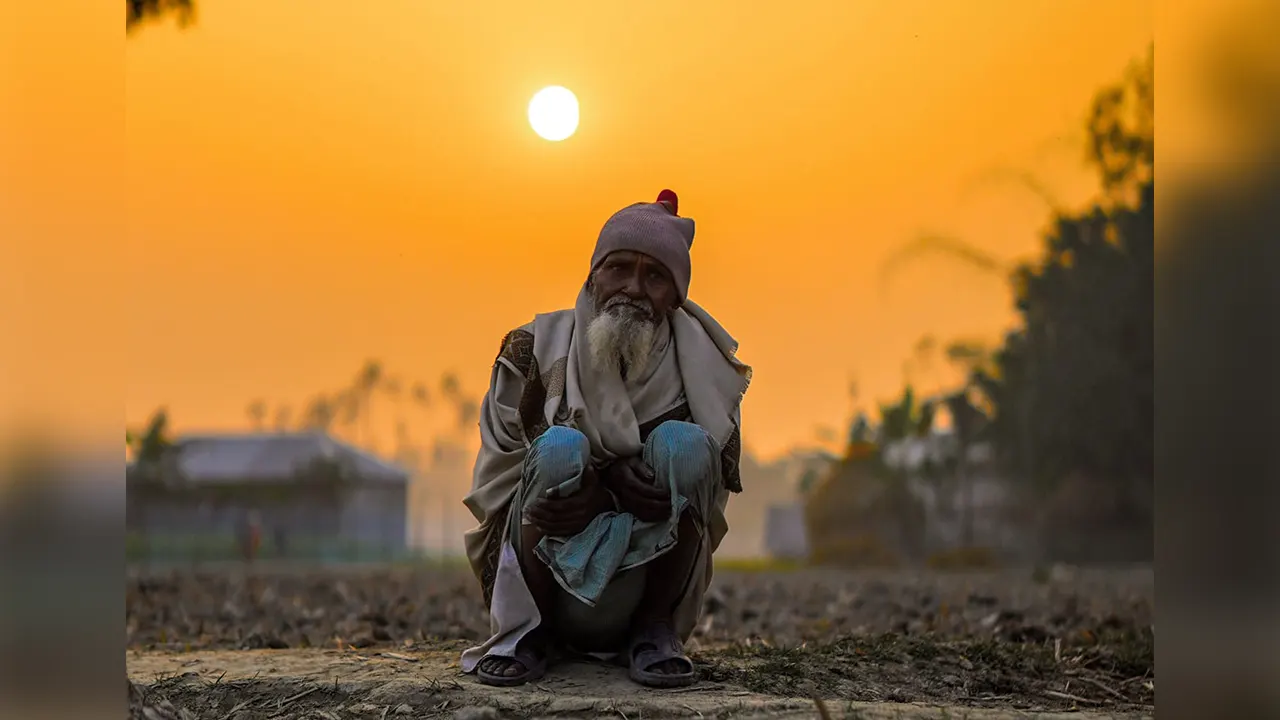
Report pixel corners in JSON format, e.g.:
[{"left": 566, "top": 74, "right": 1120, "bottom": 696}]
[{"left": 462, "top": 287, "right": 752, "bottom": 609}]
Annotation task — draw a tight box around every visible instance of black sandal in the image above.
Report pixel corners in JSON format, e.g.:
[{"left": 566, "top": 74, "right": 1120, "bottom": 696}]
[
  {"left": 627, "top": 622, "right": 695, "bottom": 688},
  {"left": 476, "top": 645, "right": 548, "bottom": 687}
]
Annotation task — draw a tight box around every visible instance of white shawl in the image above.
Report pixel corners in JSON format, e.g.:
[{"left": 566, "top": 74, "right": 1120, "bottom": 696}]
[
  {"left": 464, "top": 286, "right": 751, "bottom": 556},
  {"left": 458, "top": 287, "right": 751, "bottom": 671}
]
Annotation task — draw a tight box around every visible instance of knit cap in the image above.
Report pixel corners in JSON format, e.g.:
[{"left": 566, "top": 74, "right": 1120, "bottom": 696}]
[{"left": 589, "top": 189, "right": 695, "bottom": 303}]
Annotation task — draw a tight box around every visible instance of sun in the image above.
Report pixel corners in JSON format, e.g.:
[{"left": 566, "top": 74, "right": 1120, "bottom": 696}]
[{"left": 528, "top": 86, "right": 579, "bottom": 142}]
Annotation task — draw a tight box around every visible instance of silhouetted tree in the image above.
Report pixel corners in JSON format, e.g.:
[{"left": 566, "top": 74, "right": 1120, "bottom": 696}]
[
  {"left": 125, "top": 0, "right": 195, "bottom": 34},
  {"left": 299, "top": 394, "right": 337, "bottom": 433},
  {"left": 126, "top": 407, "right": 178, "bottom": 558},
  {"left": 245, "top": 399, "right": 267, "bottom": 432},
  {"left": 859, "top": 50, "right": 1154, "bottom": 563},
  {"left": 1087, "top": 46, "right": 1154, "bottom": 206},
  {"left": 847, "top": 413, "right": 873, "bottom": 447},
  {"left": 980, "top": 48, "right": 1154, "bottom": 500},
  {"left": 353, "top": 360, "right": 384, "bottom": 448},
  {"left": 411, "top": 382, "right": 431, "bottom": 408},
  {"left": 127, "top": 408, "right": 173, "bottom": 482},
  {"left": 272, "top": 405, "right": 292, "bottom": 431},
  {"left": 877, "top": 386, "right": 931, "bottom": 444}
]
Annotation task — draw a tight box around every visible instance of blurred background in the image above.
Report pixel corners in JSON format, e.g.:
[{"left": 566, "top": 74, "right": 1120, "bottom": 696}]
[{"left": 121, "top": 0, "right": 1153, "bottom": 571}]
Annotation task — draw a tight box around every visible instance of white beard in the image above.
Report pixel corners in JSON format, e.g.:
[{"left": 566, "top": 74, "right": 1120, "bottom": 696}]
[{"left": 586, "top": 302, "right": 658, "bottom": 379}]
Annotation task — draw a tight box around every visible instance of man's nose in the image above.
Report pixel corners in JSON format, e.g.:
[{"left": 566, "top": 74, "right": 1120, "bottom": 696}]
[{"left": 622, "top": 270, "right": 645, "bottom": 297}]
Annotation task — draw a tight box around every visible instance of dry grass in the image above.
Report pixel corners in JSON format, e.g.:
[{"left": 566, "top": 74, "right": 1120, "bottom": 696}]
[{"left": 126, "top": 563, "right": 1154, "bottom": 715}]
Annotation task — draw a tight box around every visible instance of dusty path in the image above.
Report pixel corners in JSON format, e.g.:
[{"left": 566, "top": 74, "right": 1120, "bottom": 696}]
[{"left": 128, "top": 647, "right": 1153, "bottom": 719}]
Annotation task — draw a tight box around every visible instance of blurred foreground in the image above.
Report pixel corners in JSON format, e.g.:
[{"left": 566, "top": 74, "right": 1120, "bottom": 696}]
[{"left": 127, "top": 562, "right": 1153, "bottom": 715}]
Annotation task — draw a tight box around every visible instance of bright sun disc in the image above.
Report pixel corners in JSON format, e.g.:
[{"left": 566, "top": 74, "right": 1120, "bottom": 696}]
[{"left": 528, "top": 86, "right": 579, "bottom": 142}]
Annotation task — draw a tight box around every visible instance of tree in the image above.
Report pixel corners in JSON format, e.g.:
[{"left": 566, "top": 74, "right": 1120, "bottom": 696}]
[
  {"left": 862, "top": 50, "right": 1154, "bottom": 562},
  {"left": 127, "top": 407, "right": 174, "bottom": 482},
  {"left": 299, "top": 394, "right": 337, "bottom": 433},
  {"left": 352, "top": 359, "right": 384, "bottom": 448},
  {"left": 126, "top": 407, "right": 178, "bottom": 560},
  {"left": 977, "top": 48, "right": 1153, "bottom": 509},
  {"left": 245, "top": 400, "right": 268, "bottom": 432},
  {"left": 272, "top": 405, "right": 293, "bottom": 431},
  {"left": 847, "top": 413, "right": 873, "bottom": 446},
  {"left": 1086, "top": 46, "right": 1153, "bottom": 207},
  {"left": 877, "top": 385, "right": 933, "bottom": 444},
  {"left": 126, "top": 0, "right": 195, "bottom": 34}
]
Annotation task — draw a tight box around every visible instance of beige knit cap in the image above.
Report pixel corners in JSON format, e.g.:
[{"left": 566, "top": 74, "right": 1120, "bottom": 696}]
[{"left": 589, "top": 189, "right": 696, "bottom": 303}]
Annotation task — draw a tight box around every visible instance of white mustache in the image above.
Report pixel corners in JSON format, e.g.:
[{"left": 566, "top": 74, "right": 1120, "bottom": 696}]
[{"left": 603, "top": 295, "right": 655, "bottom": 319}]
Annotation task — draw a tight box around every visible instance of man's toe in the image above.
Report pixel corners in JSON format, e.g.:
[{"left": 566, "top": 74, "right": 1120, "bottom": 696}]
[{"left": 479, "top": 656, "right": 525, "bottom": 677}]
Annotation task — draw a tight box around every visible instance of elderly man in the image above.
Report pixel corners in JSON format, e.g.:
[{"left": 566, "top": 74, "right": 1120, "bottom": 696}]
[{"left": 460, "top": 190, "right": 752, "bottom": 689}]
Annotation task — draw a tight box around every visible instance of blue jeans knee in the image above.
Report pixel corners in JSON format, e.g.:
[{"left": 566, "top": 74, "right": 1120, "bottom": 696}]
[
  {"left": 524, "top": 426, "right": 590, "bottom": 500},
  {"left": 643, "top": 420, "right": 718, "bottom": 505}
]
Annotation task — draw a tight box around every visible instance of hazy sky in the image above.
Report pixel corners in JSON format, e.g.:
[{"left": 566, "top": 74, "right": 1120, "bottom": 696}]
[{"left": 116, "top": 1, "right": 1153, "bottom": 460}]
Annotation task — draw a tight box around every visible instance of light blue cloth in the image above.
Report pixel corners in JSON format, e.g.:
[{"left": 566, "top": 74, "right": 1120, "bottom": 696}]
[{"left": 508, "top": 422, "right": 718, "bottom": 608}]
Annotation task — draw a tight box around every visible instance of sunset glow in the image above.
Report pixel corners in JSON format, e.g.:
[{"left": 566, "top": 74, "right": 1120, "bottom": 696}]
[{"left": 114, "top": 0, "right": 1153, "bottom": 467}]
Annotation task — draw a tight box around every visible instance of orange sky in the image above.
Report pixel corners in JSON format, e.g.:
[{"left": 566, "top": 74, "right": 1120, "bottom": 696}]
[{"left": 116, "top": 1, "right": 1153, "bottom": 461}]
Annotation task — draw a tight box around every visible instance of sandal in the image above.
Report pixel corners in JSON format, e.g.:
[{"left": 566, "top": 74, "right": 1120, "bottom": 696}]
[
  {"left": 475, "top": 645, "right": 548, "bottom": 687},
  {"left": 627, "top": 622, "right": 696, "bottom": 688}
]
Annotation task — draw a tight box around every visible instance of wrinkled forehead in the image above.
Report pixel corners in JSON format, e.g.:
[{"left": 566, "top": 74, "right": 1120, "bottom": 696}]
[{"left": 595, "top": 249, "right": 670, "bottom": 275}]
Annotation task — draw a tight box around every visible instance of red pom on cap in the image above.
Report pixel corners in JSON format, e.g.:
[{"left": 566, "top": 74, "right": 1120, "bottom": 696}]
[{"left": 656, "top": 189, "right": 679, "bottom": 216}]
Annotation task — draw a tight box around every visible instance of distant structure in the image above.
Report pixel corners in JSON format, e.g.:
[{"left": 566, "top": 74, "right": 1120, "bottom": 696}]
[
  {"left": 880, "top": 432, "right": 994, "bottom": 474},
  {"left": 126, "top": 431, "right": 410, "bottom": 562},
  {"left": 763, "top": 503, "right": 809, "bottom": 559},
  {"left": 722, "top": 448, "right": 834, "bottom": 559},
  {"left": 881, "top": 432, "right": 1022, "bottom": 556},
  {"left": 789, "top": 449, "right": 841, "bottom": 495}
]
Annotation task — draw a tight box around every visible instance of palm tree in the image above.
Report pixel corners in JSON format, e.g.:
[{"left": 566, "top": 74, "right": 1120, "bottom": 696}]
[
  {"left": 411, "top": 382, "right": 431, "bottom": 408},
  {"left": 335, "top": 388, "right": 361, "bottom": 443},
  {"left": 439, "top": 372, "right": 461, "bottom": 403},
  {"left": 272, "top": 404, "right": 292, "bottom": 431},
  {"left": 299, "top": 394, "right": 337, "bottom": 433},
  {"left": 381, "top": 374, "right": 410, "bottom": 453},
  {"left": 437, "top": 371, "right": 480, "bottom": 439},
  {"left": 353, "top": 359, "right": 384, "bottom": 449},
  {"left": 245, "top": 400, "right": 267, "bottom": 431}
]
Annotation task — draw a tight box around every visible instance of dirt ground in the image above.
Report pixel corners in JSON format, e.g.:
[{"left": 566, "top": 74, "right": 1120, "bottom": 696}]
[{"left": 126, "top": 563, "right": 1154, "bottom": 718}]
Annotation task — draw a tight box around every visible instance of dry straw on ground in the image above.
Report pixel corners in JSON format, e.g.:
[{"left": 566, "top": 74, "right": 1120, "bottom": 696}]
[{"left": 127, "top": 564, "right": 1153, "bottom": 718}]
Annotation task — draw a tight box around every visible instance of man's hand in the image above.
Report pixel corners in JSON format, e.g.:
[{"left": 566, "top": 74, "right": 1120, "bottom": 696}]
[
  {"left": 526, "top": 467, "right": 614, "bottom": 538},
  {"left": 602, "top": 456, "right": 670, "bottom": 523}
]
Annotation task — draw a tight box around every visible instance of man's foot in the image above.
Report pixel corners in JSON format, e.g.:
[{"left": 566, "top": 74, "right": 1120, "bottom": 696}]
[
  {"left": 627, "top": 621, "right": 695, "bottom": 688},
  {"left": 476, "top": 635, "right": 550, "bottom": 687}
]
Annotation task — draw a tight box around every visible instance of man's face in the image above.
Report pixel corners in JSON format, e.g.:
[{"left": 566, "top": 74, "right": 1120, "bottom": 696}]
[
  {"left": 588, "top": 250, "right": 680, "bottom": 318},
  {"left": 585, "top": 251, "right": 679, "bottom": 377}
]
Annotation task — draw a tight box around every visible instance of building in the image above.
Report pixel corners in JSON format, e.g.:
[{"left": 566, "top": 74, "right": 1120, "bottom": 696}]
[
  {"left": 763, "top": 503, "right": 809, "bottom": 559},
  {"left": 721, "top": 447, "right": 836, "bottom": 559},
  {"left": 880, "top": 432, "right": 1024, "bottom": 556},
  {"left": 126, "top": 431, "right": 410, "bottom": 562}
]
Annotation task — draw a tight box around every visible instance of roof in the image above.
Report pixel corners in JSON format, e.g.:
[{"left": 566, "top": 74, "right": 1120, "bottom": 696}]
[{"left": 165, "top": 431, "right": 409, "bottom": 485}]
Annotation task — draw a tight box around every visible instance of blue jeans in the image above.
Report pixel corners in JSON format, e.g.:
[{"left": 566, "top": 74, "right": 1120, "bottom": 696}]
[{"left": 505, "top": 421, "right": 719, "bottom": 650}]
